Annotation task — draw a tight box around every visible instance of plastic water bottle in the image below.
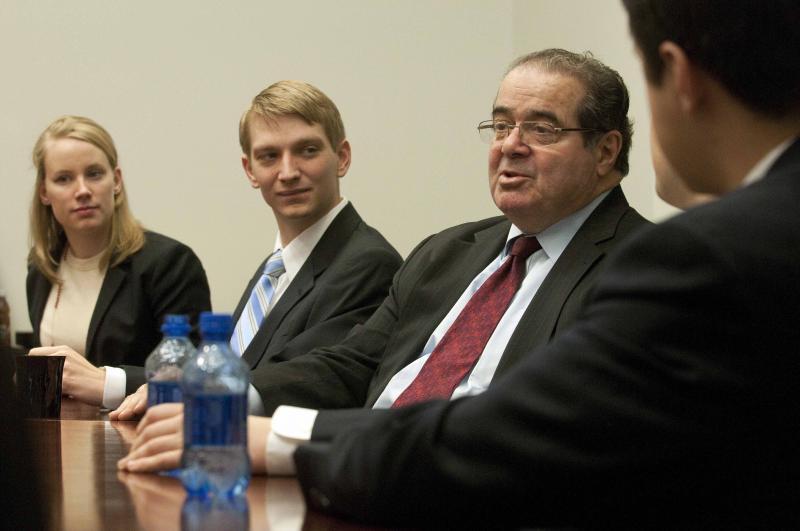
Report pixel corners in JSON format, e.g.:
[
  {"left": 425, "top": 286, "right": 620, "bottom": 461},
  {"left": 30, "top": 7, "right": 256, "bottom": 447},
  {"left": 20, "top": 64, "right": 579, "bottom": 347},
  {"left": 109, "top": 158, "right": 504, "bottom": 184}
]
[
  {"left": 181, "top": 495, "right": 249, "bottom": 530},
  {"left": 145, "top": 314, "right": 195, "bottom": 407},
  {"left": 181, "top": 312, "right": 250, "bottom": 499}
]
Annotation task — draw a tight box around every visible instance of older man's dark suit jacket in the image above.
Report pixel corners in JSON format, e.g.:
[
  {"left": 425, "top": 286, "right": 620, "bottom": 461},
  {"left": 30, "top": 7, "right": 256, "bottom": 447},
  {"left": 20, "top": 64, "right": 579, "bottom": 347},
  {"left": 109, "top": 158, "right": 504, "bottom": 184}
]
[
  {"left": 294, "top": 140, "right": 800, "bottom": 528},
  {"left": 27, "top": 231, "right": 211, "bottom": 394},
  {"left": 244, "top": 203, "right": 402, "bottom": 403},
  {"left": 252, "top": 186, "right": 649, "bottom": 414}
]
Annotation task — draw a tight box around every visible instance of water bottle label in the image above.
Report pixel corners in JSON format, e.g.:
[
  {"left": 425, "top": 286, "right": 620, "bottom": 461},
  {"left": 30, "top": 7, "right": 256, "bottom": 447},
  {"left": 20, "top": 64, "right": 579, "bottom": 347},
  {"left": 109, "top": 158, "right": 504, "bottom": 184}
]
[
  {"left": 148, "top": 381, "right": 183, "bottom": 407},
  {"left": 185, "top": 394, "right": 247, "bottom": 446}
]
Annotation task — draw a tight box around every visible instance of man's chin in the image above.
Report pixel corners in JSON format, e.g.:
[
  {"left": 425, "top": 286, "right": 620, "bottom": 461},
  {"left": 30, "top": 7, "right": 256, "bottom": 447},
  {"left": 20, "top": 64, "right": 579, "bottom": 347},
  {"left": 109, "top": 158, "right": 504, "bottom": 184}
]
[
  {"left": 278, "top": 206, "right": 312, "bottom": 220},
  {"left": 496, "top": 201, "right": 551, "bottom": 233},
  {"left": 493, "top": 193, "right": 534, "bottom": 216}
]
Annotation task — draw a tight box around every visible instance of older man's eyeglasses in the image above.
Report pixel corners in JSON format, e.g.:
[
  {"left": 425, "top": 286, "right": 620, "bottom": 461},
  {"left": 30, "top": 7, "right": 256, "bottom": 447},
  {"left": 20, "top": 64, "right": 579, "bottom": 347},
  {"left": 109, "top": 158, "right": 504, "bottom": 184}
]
[{"left": 477, "top": 120, "right": 603, "bottom": 146}]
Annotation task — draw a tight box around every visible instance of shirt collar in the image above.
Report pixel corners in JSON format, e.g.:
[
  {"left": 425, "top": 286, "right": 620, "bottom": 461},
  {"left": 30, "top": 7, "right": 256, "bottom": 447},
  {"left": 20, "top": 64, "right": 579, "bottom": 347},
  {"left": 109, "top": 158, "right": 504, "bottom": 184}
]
[
  {"left": 272, "top": 197, "right": 349, "bottom": 280},
  {"left": 505, "top": 190, "right": 611, "bottom": 262},
  {"left": 741, "top": 137, "right": 796, "bottom": 187}
]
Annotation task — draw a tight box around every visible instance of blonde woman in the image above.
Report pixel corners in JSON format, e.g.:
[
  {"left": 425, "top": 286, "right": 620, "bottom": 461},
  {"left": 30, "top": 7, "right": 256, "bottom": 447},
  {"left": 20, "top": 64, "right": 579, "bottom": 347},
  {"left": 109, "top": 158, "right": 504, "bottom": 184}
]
[{"left": 26, "top": 116, "right": 210, "bottom": 409}]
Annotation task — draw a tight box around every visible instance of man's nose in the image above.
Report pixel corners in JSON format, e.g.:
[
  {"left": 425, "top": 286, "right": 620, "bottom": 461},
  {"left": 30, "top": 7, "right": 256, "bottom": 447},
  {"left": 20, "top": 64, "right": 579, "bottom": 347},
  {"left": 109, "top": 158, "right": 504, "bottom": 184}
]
[
  {"left": 500, "top": 125, "right": 530, "bottom": 157},
  {"left": 277, "top": 154, "right": 300, "bottom": 180}
]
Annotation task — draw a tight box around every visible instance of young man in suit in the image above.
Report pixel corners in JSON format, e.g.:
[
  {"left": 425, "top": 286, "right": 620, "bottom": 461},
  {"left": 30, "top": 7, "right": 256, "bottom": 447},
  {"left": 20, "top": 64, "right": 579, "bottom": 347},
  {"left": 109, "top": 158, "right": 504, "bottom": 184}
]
[
  {"left": 112, "top": 80, "right": 401, "bottom": 417},
  {"left": 214, "top": 2, "right": 797, "bottom": 527},
  {"left": 120, "top": 50, "right": 649, "bottom": 470}
]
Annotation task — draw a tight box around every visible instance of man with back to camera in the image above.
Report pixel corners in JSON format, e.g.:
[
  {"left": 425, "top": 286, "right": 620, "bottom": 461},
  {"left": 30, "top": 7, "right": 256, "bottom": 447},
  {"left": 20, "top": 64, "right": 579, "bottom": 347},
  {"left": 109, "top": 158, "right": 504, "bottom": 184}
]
[
  {"left": 120, "top": 49, "right": 651, "bottom": 471},
  {"left": 111, "top": 80, "right": 402, "bottom": 418}
]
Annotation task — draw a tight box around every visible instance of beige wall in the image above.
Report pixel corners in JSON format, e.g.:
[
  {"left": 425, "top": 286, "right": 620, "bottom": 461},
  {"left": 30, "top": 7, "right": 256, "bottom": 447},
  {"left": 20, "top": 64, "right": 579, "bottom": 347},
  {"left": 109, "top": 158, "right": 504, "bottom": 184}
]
[
  {"left": 513, "top": 0, "right": 680, "bottom": 221},
  {"left": 0, "top": 1, "right": 670, "bottom": 340}
]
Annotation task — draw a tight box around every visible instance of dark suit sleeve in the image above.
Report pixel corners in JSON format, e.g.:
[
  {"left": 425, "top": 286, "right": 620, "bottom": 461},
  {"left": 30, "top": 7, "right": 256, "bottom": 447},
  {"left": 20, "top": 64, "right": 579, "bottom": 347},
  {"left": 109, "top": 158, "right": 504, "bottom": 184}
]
[
  {"left": 293, "top": 222, "right": 789, "bottom": 527},
  {"left": 119, "top": 238, "right": 211, "bottom": 393},
  {"left": 252, "top": 237, "right": 432, "bottom": 415}
]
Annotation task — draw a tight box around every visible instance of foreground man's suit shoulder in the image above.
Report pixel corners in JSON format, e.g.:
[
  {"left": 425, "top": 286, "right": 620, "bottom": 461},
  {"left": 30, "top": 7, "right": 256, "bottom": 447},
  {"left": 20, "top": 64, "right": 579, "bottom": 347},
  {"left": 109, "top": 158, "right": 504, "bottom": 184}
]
[{"left": 294, "top": 140, "right": 800, "bottom": 528}]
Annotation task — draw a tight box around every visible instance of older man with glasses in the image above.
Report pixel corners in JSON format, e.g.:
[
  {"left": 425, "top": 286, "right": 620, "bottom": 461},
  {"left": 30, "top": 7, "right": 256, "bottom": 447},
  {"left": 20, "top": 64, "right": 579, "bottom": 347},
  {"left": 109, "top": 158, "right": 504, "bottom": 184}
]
[{"left": 121, "top": 49, "right": 650, "bottom": 476}]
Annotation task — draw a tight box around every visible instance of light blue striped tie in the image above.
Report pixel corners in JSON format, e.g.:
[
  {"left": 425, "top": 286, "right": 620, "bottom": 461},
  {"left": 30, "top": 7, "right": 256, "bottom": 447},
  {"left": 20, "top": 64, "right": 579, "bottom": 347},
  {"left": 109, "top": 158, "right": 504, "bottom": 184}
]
[{"left": 230, "top": 250, "right": 285, "bottom": 356}]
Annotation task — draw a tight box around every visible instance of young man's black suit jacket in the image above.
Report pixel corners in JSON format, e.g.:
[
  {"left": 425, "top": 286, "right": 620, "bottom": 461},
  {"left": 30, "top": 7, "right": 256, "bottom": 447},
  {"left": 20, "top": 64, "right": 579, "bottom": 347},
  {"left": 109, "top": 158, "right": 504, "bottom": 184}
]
[
  {"left": 252, "top": 186, "right": 649, "bottom": 414},
  {"left": 244, "top": 203, "right": 402, "bottom": 406},
  {"left": 27, "top": 231, "right": 211, "bottom": 394},
  {"left": 294, "top": 140, "right": 800, "bottom": 528}
]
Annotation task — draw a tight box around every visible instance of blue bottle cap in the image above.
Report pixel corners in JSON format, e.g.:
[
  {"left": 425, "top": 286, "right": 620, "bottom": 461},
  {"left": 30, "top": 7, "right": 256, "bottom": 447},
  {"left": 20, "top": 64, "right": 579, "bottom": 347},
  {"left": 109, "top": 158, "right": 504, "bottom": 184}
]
[
  {"left": 199, "top": 312, "right": 233, "bottom": 340},
  {"left": 161, "top": 314, "right": 191, "bottom": 337}
]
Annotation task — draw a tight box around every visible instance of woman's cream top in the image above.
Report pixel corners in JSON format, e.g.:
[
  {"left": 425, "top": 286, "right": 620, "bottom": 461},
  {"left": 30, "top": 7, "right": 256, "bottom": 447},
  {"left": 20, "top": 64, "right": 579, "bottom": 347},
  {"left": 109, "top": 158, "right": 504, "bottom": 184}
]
[{"left": 39, "top": 248, "right": 107, "bottom": 354}]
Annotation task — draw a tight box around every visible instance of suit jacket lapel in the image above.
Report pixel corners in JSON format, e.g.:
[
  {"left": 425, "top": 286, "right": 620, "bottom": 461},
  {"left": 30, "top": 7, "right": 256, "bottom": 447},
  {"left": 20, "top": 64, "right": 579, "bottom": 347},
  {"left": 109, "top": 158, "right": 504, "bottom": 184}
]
[
  {"left": 85, "top": 264, "right": 127, "bottom": 362},
  {"left": 405, "top": 222, "right": 510, "bottom": 328},
  {"left": 242, "top": 266, "right": 315, "bottom": 368},
  {"left": 241, "top": 204, "right": 362, "bottom": 368},
  {"left": 380, "top": 220, "right": 511, "bottom": 378},
  {"left": 28, "top": 239, "right": 68, "bottom": 348},
  {"left": 232, "top": 260, "right": 265, "bottom": 326},
  {"left": 28, "top": 271, "right": 51, "bottom": 347},
  {"left": 496, "top": 186, "right": 630, "bottom": 374}
]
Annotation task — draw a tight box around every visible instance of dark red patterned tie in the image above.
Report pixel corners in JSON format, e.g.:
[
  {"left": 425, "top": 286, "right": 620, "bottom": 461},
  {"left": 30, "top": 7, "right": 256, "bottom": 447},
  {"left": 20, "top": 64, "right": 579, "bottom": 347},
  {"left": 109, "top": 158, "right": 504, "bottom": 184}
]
[{"left": 391, "top": 236, "right": 541, "bottom": 408}]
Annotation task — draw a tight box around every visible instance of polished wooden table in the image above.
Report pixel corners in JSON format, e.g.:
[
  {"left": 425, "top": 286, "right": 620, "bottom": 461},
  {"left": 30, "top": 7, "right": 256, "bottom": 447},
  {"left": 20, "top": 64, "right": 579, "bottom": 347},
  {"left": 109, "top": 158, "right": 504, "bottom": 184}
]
[{"left": 26, "top": 399, "right": 378, "bottom": 530}]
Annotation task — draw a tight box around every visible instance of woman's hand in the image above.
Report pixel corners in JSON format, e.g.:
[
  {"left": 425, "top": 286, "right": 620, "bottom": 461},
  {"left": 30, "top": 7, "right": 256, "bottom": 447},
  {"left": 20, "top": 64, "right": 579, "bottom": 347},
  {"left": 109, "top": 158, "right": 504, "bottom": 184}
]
[{"left": 28, "top": 345, "right": 106, "bottom": 406}]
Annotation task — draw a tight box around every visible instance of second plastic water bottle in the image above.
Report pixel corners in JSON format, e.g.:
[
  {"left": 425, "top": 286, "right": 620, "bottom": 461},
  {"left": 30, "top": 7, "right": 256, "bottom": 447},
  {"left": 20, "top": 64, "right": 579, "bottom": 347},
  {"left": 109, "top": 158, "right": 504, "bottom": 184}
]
[
  {"left": 181, "top": 312, "right": 250, "bottom": 499},
  {"left": 145, "top": 314, "right": 195, "bottom": 406}
]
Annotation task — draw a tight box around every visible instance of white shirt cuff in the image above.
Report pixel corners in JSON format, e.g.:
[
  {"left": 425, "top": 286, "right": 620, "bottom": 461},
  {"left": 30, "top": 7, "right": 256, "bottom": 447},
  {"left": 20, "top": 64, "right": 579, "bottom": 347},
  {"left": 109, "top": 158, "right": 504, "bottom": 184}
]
[
  {"left": 102, "top": 366, "right": 127, "bottom": 409},
  {"left": 266, "top": 405, "right": 319, "bottom": 476}
]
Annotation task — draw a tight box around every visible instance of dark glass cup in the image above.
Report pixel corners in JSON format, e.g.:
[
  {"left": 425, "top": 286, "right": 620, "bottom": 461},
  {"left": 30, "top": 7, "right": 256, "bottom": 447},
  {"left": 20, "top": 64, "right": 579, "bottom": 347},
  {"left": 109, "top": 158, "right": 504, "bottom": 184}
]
[{"left": 15, "top": 355, "right": 65, "bottom": 418}]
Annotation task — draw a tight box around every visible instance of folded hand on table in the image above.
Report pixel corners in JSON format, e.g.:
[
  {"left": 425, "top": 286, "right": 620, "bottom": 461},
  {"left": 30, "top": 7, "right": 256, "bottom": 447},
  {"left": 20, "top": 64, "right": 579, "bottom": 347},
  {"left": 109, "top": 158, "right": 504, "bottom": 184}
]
[
  {"left": 118, "top": 403, "right": 270, "bottom": 474},
  {"left": 28, "top": 345, "right": 105, "bottom": 406},
  {"left": 109, "top": 383, "right": 148, "bottom": 420}
]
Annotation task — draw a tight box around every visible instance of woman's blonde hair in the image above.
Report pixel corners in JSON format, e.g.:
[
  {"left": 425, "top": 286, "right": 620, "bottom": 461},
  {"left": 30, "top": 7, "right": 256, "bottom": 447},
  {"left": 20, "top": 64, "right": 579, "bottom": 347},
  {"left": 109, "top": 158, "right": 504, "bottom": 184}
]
[{"left": 29, "top": 115, "right": 144, "bottom": 284}]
